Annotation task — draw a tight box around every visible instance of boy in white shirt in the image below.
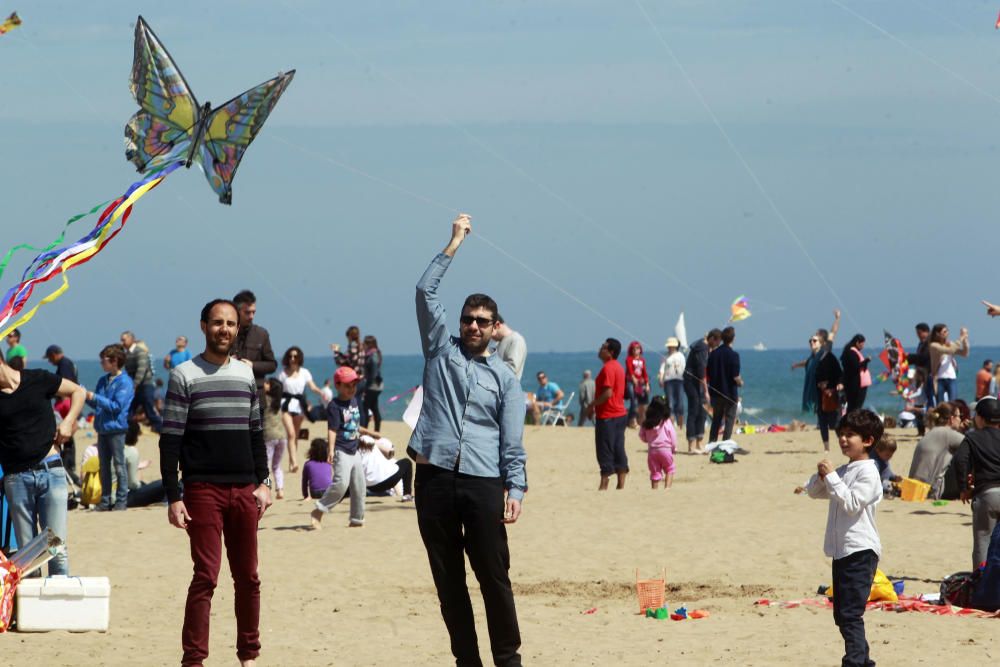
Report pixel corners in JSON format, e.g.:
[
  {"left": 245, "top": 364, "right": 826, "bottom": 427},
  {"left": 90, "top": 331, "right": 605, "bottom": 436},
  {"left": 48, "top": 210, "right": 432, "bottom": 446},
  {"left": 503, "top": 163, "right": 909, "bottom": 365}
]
[{"left": 803, "top": 409, "right": 883, "bottom": 667}]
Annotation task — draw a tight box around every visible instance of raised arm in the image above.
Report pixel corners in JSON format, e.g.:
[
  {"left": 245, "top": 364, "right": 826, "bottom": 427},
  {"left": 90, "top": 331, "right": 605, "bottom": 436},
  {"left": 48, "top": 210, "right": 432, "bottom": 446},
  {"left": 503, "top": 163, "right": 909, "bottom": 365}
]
[
  {"left": 829, "top": 309, "right": 841, "bottom": 343},
  {"left": 416, "top": 214, "right": 471, "bottom": 359}
]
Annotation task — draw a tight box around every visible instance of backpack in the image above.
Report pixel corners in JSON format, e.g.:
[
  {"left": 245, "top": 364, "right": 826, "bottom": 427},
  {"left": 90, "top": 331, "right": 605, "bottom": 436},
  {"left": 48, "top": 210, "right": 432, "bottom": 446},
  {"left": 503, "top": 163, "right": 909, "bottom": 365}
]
[
  {"left": 941, "top": 570, "right": 980, "bottom": 608},
  {"left": 709, "top": 450, "right": 736, "bottom": 464}
]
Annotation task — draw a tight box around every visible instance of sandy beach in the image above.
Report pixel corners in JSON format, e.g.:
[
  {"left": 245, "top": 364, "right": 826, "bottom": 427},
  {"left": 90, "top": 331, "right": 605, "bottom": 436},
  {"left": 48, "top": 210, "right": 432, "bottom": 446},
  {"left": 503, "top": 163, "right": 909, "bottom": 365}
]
[{"left": 5, "top": 421, "right": 998, "bottom": 666}]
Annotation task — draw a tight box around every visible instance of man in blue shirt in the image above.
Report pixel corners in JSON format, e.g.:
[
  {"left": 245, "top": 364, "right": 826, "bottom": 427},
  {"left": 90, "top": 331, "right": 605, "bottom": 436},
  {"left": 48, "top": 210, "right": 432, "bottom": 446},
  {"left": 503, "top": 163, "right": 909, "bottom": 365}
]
[
  {"left": 408, "top": 213, "right": 527, "bottom": 667},
  {"left": 530, "top": 370, "right": 564, "bottom": 424}
]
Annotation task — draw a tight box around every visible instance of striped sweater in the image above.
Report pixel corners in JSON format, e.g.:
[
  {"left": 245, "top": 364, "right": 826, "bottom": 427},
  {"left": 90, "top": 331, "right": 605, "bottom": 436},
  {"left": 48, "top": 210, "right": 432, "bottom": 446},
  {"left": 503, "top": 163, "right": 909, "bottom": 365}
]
[{"left": 159, "top": 355, "right": 266, "bottom": 502}]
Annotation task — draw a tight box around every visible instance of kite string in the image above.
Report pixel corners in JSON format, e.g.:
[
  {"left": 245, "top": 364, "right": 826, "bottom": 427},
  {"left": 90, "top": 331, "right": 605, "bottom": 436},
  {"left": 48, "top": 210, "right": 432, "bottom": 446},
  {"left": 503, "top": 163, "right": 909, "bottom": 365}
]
[
  {"left": 828, "top": 0, "right": 1000, "bottom": 110},
  {"left": 274, "top": 133, "right": 773, "bottom": 426},
  {"left": 280, "top": 0, "right": 722, "bottom": 312},
  {"left": 632, "top": 0, "right": 859, "bottom": 332}
]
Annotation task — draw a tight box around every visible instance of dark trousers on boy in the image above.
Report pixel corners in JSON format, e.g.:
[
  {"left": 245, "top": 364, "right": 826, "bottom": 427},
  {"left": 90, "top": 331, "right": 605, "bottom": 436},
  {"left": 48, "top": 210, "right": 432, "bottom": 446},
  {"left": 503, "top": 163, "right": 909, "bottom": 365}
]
[
  {"left": 181, "top": 482, "right": 261, "bottom": 667},
  {"left": 415, "top": 464, "right": 521, "bottom": 667},
  {"left": 832, "top": 548, "right": 878, "bottom": 667}
]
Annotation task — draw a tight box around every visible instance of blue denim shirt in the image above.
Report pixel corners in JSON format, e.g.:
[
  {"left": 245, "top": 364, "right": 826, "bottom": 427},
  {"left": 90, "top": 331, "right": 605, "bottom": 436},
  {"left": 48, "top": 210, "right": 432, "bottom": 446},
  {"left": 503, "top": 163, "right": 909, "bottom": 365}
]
[{"left": 407, "top": 253, "right": 527, "bottom": 501}]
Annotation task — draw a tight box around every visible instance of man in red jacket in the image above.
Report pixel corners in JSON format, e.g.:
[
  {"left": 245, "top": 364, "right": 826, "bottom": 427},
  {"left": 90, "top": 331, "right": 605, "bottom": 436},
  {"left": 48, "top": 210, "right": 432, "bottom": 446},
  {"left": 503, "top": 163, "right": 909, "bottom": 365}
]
[{"left": 586, "top": 338, "right": 628, "bottom": 490}]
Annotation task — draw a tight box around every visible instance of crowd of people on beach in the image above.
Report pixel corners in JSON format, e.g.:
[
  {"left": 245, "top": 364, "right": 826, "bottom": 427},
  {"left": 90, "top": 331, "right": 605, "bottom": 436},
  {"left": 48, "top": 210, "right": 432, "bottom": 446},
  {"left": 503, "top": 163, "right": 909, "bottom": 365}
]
[{"left": 7, "top": 218, "right": 1000, "bottom": 666}]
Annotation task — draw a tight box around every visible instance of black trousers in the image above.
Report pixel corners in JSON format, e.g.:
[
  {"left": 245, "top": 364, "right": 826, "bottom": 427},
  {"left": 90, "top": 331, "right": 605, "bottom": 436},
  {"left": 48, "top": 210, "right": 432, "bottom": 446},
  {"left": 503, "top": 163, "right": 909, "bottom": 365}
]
[
  {"left": 362, "top": 389, "right": 382, "bottom": 431},
  {"left": 60, "top": 437, "right": 81, "bottom": 486},
  {"left": 368, "top": 458, "right": 413, "bottom": 496},
  {"left": 415, "top": 464, "right": 521, "bottom": 667},
  {"left": 594, "top": 415, "right": 628, "bottom": 475},
  {"left": 709, "top": 395, "right": 737, "bottom": 442},
  {"left": 832, "top": 549, "right": 878, "bottom": 667}
]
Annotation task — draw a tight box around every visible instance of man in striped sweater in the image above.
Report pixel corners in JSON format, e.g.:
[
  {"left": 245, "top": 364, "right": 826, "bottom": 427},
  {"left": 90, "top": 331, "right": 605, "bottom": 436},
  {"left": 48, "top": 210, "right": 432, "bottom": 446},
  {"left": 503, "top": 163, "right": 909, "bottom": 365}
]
[{"left": 159, "top": 298, "right": 271, "bottom": 667}]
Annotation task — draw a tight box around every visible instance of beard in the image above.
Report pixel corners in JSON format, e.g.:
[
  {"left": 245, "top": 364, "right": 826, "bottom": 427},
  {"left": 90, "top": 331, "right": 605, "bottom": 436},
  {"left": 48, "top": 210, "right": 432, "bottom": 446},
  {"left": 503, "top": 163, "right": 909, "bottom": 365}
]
[
  {"left": 461, "top": 331, "right": 490, "bottom": 355},
  {"left": 208, "top": 336, "right": 233, "bottom": 356}
]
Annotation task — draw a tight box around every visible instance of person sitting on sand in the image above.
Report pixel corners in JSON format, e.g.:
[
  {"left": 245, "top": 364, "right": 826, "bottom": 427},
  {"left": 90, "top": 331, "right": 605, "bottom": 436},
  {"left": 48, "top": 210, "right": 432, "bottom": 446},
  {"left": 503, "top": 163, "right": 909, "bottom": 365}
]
[
  {"left": 639, "top": 396, "right": 676, "bottom": 490},
  {"left": 357, "top": 435, "right": 414, "bottom": 501},
  {"left": 301, "top": 439, "right": 333, "bottom": 500},
  {"left": 310, "top": 366, "right": 380, "bottom": 529},
  {"left": 909, "top": 402, "right": 964, "bottom": 500},
  {"left": 869, "top": 435, "right": 902, "bottom": 495}
]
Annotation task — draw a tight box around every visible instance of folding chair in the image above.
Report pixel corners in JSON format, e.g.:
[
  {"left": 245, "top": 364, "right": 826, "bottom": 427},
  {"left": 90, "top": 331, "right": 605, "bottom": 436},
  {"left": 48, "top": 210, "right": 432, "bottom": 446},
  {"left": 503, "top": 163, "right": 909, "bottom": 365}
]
[{"left": 540, "top": 391, "right": 574, "bottom": 426}]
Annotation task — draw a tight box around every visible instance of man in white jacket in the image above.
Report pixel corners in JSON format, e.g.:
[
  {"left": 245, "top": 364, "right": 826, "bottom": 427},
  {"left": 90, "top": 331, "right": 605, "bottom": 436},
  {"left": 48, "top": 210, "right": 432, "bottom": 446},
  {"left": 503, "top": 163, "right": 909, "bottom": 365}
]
[{"left": 802, "top": 409, "right": 883, "bottom": 667}]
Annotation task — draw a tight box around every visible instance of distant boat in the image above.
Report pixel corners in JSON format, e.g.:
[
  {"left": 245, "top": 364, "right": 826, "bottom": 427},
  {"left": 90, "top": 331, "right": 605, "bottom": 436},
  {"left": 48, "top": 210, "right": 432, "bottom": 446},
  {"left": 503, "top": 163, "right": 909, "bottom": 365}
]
[{"left": 752, "top": 342, "right": 767, "bottom": 352}]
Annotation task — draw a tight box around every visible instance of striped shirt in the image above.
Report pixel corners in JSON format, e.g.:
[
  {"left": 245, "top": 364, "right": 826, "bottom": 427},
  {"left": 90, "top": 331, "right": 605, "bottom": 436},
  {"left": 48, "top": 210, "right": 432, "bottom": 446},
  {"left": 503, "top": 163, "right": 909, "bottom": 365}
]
[{"left": 159, "top": 355, "right": 266, "bottom": 502}]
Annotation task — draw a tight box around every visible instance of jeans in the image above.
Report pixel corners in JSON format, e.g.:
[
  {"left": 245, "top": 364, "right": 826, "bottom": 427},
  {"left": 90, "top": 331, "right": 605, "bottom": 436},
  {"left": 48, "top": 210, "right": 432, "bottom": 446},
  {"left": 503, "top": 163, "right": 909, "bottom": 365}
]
[
  {"left": 315, "top": 449, "right": 365, "bottom": 525},
  {"left": 131, "top": 382, "right": 162, "bottom": 432},
  {"left": 3, "top": 460, "right": 69, "bottom": 575},
  {"left": 832, "top": 549, "right": 878, "bottom": 667},
  {"left": 181, "top": 482, "right": 261, "bottom": 667},
  {"left": 683, "top": 377, "right": 707, "bottom": 441},
  {"left": 415, "top": 464, "right": 521, "bottom": 667},
  {"left": 595, "top": 415, "right": 628, "bottom": 475},
  {"left": 936, "top": 377, "right": 957, "bottom": 405},
  {"left": 663, "top": 380, "right": 685, "bottom": 418},
  {"left": 709, "top": 395, "right": 738, "bottom": 443},
  {"left": 97, "top": 432, "right": 128, "bottom": 509}
]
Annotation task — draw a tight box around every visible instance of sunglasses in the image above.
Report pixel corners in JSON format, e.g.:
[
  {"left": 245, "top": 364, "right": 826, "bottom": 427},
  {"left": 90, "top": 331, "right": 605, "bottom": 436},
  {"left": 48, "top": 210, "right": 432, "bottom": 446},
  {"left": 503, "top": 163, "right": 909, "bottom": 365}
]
[
  {"left": 460, "top": 315, "right": 494, "bottom": 328},
  {"left": 809, "top": 338, "right": 819, "bottom": 343}
]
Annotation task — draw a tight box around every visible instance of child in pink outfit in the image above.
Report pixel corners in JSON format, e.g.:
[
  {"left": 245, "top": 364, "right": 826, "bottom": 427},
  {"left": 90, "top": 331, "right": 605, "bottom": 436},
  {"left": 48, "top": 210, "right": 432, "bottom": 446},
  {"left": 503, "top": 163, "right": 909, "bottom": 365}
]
[{"left": 639, "top": 396, "right": 676, "bottom": 489}]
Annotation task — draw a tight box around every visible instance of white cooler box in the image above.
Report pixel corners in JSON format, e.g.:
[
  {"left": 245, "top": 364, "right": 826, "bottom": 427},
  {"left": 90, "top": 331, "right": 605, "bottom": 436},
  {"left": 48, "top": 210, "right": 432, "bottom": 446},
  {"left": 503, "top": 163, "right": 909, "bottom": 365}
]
[{"left": 15, "top": 575, "right": 110, "bottom": 632}]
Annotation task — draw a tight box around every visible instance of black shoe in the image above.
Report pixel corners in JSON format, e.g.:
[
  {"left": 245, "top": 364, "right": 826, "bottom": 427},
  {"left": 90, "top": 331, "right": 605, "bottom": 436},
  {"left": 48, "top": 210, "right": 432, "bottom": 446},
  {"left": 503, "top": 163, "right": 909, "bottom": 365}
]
[
  {"left": 113, "top": 503, "right": 127, "bottom": 511},
  {"left": 94, "top": 503, "right": 112, "bottom": 512}
]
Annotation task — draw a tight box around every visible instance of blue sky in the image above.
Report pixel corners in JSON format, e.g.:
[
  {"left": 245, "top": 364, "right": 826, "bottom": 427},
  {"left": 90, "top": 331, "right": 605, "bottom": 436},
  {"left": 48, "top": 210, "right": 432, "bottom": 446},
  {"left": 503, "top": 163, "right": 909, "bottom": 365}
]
[{"left": 2, "top": 0, "right": 1000, "bottom": 362}]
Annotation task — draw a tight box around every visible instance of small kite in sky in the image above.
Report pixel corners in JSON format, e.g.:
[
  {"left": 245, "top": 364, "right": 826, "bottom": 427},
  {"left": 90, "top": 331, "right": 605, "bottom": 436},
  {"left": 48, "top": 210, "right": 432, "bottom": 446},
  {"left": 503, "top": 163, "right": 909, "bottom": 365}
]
[
  {"left": 125, "top": 15, "right": 295, "bottom": 204},
  {"left": 995, "top": 10, "right": 1000, "bottom": 29},
  {"left": 0, "top": 12, "right": 21, "bottom": 36},
  {"left": 729, "top": 296, "right": 751, "bottom": 323}
]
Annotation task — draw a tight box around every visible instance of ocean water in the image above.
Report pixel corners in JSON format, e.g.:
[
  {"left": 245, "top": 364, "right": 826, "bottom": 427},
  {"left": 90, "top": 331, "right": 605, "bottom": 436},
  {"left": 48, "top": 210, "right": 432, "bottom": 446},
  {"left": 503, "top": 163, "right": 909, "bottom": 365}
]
[{"left": 67, "top": 346, "right": 1000, "bottom": 425}]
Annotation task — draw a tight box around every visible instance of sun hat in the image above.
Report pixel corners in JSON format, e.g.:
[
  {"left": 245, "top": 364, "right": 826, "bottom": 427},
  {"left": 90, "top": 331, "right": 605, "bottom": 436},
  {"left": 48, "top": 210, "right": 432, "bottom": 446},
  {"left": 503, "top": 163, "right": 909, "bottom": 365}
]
[{"left": 665, "top": 337, "right": 680, "bottom": 349}]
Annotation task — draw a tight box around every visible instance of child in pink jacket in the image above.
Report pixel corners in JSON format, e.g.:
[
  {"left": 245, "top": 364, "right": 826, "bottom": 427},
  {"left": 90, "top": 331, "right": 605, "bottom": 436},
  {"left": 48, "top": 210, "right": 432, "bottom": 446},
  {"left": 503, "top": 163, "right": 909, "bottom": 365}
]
[{"left": 639, "top": 396, "right": 676, "bottom": 489}]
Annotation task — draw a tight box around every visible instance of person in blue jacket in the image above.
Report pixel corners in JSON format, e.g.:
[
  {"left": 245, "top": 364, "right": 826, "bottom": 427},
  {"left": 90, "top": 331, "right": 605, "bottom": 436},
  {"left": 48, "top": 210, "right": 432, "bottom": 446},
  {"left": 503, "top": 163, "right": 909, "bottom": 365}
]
[{"left": 86, "top": 344, "right": 135, "bottom": 511}]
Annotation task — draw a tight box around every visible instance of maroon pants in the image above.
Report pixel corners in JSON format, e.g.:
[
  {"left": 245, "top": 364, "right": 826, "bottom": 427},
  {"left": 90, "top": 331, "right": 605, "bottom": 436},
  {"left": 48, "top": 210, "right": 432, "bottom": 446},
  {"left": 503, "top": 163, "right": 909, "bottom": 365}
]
[{"left": 181, "top": 482, "right": 261, "bottom": 666}]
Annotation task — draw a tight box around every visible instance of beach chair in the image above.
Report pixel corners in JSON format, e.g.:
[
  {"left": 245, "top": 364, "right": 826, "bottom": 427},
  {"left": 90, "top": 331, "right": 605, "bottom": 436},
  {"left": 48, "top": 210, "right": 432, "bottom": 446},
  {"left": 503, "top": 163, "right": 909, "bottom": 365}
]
[{"left": 540, "top": 392, "right": 574, "bottom": 426}]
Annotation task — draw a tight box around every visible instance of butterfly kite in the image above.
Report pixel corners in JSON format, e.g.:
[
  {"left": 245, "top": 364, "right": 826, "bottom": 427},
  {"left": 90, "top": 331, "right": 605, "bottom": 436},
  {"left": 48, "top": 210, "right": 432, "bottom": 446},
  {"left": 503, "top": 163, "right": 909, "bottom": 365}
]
[
  {"left": 0, "top": 11, "right": 20, "bottom": 35},
  {"left": 729, "top": 296, "right": 751, "bottom": 323},
  {"left": 126, "top": 16, "right": 295, "bottom": 204},
  {"left": 0, "top": 16, "right": 294, "bottom": 338}
]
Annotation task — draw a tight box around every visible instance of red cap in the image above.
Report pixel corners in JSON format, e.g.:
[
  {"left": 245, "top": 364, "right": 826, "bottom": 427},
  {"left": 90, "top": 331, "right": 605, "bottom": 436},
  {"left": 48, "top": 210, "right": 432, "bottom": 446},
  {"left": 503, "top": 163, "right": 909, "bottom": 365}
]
[{"left": 334, "top": 366, "right": 359, "bottom": 384}]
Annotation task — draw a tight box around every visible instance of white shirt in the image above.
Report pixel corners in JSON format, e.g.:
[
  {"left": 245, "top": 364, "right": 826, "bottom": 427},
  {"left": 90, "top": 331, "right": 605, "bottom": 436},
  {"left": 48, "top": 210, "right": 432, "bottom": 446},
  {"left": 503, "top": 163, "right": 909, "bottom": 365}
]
[
  {"left": 359, "top": 438, "right": 399, "bottom": 485},
  {"left": 277, "top": 368, "right": 313, "bottom": 414},
  {"left": 658, "top": 351, "right": 686, "bottom": 383},
  {"left": 936, "top": 353, "right": 957, "bottom": 380},
  {"left": 806, "top": 459, "right": 882, "bottom": 559}
]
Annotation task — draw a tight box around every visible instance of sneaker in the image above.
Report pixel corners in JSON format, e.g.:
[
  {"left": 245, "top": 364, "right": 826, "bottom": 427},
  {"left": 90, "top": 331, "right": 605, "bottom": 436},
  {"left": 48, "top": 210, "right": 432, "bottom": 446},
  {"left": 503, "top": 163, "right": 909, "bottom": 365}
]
[
  {"left": 94, "top": 502, "right": 112, "bottom": 512},
  {"left": 113, "top": 503, "right": 127, "bottom": 511},
  {"left": 348, "top": 518, "right": 364, "bottom": 527},
  {"left": 400, "top": 494, "right": 414, "bottom": 502}
]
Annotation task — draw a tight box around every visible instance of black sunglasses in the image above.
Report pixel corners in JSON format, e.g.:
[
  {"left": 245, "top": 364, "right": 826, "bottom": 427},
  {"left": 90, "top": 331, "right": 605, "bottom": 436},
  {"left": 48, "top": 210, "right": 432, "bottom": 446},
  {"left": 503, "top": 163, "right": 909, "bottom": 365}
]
[{"left": 460, "top": 315, "right": 494, "bottom": 328}]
